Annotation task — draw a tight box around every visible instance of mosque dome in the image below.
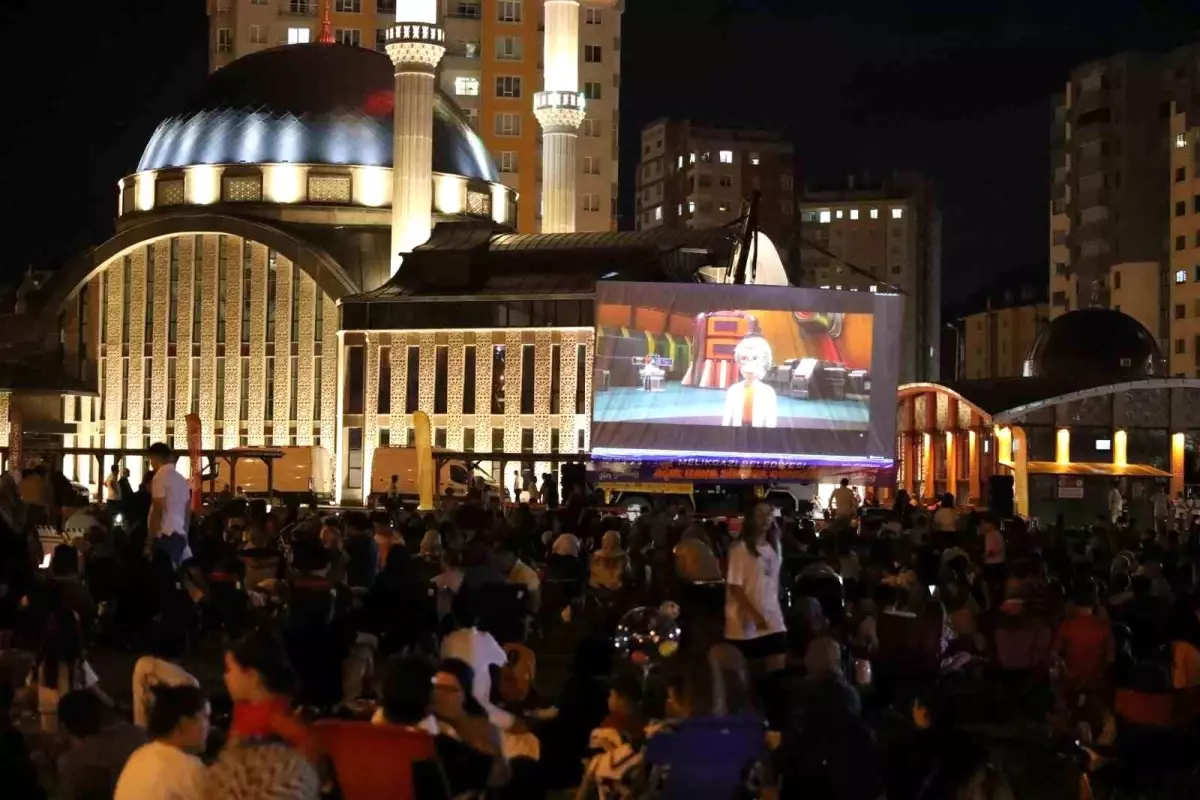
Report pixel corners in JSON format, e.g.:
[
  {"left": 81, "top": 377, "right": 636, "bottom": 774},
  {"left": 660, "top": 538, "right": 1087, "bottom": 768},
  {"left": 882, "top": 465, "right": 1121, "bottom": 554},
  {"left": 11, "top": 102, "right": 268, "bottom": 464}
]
[
  {"left": 1022, "top": 307, "right": 1165, "bottom": 381},
  {"left": 137, "top": 43, "right": 498, "bottom": 182}
]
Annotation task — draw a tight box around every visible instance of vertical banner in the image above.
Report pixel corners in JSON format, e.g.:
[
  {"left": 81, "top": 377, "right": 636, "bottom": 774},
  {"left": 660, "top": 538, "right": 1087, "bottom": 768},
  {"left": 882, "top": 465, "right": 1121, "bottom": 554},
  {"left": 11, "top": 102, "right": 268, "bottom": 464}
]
[
  {"left": 8, "top": 404, "right": 23, "bottom": 476},
  {"left": 186, "top": 413, "right": 202, "bottom": 511},
  {"left": 413, "top": 410, "right": 434, "bottom": 511}
]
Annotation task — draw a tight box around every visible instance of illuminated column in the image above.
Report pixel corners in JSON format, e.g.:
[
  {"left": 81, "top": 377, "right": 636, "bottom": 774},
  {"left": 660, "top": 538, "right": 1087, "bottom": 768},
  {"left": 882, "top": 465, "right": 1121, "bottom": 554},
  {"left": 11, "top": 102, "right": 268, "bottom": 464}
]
[
  {"left": 1055, "top": 427, "right": 1070, "bottom": 465},
  {"left": 385, "top": 2, "right": 445, "bottom": 275},
  {"left": 1012, "top": 426, "right": 1029, "bottom": 518},
  {"left": 1171, "top": 432, "right": 1186, "bottom": 498},
  {"left": 968, "top": 430, "right": 980, "bottom": 504},
  {"left": 534, "top": 0, "right": 587, "bottom": 233},
  {"left": 944, "top": 431, "right": 957, "bottom": 502},
  {"left": 1113, "top": 429, "right": 1128, "bottom": 468},
  {"left": 921, "top": 433, "right": 934, "bottom": 501}
]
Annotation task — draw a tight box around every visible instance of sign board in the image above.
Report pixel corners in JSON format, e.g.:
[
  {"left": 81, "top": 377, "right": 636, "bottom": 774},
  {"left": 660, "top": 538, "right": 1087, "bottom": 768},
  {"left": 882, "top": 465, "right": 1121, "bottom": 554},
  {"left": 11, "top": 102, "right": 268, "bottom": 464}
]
[{"left": 1057, "top": 476, "right": 1084, "bottom": 500}]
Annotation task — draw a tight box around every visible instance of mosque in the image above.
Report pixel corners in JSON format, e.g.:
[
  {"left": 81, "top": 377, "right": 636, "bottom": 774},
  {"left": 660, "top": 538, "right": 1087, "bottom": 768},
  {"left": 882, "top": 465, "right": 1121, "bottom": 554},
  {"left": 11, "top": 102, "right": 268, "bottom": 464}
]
[{"left": 8, "top": 1, "right": 795, "bottom": 504}]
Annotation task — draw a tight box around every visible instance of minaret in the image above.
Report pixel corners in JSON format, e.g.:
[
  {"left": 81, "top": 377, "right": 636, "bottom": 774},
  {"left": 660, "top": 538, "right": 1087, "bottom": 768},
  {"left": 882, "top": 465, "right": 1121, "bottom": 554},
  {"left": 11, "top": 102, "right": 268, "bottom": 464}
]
[
  {"left": 385, "top": 1, "right": 445, "bottom": 275},
  {"left": 318, "top": 0, "right": 334, "bottom": 44},
  {"left": 534, "top": 0, "right": 587, "bottom": 233}
]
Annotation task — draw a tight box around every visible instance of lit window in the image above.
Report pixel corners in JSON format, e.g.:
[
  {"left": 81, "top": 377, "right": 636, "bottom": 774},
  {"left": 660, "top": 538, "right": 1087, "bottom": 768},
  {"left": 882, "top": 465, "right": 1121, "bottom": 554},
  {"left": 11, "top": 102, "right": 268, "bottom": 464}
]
[
  {"left": 495, "top": 36, "right": 523, "bottom": 60},
  {"left": 750, "top": 152, "right": 761, "bottom": 165},
  {"left": 835, "top": 209, "right": 843, "bottom": 219},
  {"left": 654, "top": 206, "right": 663, "bottom": 221},
  {"left": 678, "top": 204, "right": 683, "bottom": 216},
  {"left": 677, "top": 155, "right": 683, "bottom": 169},
  {"left": 217, "top": 28, "right": 233, "bottom": 52},
  {"left": 494, "top": 112, "right": 521, "bottom": 136},
  {"left": 1177, "top": 269, "right": 1189, "bottom": 284},
  {"left": 700, "top": 151, "right": 712, "bottom": 163},
  {"left": 498, "top": 1, "right": 521, "bottom": 23},
  {"left": 849, "top": 209, "right": 859, "bottom": 220},
  {"left": 891, "top": 207, "right": 904, "bottom": 219},
  {"left": 495, "top": 76, "right": 522, "bottom": 98},
  {"left": 455, "top": 76, "right": 480, "bottom": 96},
  {"left": 499, "top": 151, "right": 518, "bottom": 173},
  {"left": 1177, "top": 133, "right": 1188, "bottom": 149},
  {"left": 870, "top": 208, "right": 879, "bottom": 219},
  {"left": 869, "top": 285, "right": 878, "bottom": 292},
  {"left": 689, "top": 153, "right": 696, "bottom": 164},
  {"left": 688, "top": 201, "right": 696, "bottom": 213},
  {"left": 719, "top": 150, "right": 733, "bottom": 164},
  {"left": 287, "top": 27, "right": 310, "bottom": 44},
  {"left": 819, "top": 210, "right": 831, "bottom": 224},
  {"left": 335, "top": 28, "right": 361, "bottom": 46}
]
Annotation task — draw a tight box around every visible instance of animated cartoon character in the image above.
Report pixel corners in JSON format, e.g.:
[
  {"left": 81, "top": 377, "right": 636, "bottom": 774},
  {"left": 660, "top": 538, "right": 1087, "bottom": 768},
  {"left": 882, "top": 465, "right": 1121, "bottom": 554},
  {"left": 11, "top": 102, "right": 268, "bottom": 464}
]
[{"left": 721, "top": 336, "right": 778, "bottom": 428}]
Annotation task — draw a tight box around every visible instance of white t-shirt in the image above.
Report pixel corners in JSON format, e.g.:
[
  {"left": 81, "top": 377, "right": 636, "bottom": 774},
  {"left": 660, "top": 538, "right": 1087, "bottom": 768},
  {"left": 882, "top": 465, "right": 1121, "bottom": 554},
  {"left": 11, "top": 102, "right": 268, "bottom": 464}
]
[
  {"left": 31, "top": 661, "right": 99, "bottom": 733},
  {"left": 150, "top": 462, "right": 191, "bottom": 538},
  {"left": 440, "top": 626, "right": 512, "bottom": 728},
  {"left": 1108, "top": 489, "right": 1123, "bottom": 519},
  {"left": 724, "top": 539, "right": 786, "bottom": 640},
  {"left": 1152, "top": 493, "right": 1169, "bottom": 519},
  {"left": 131, "top": 656, "right": 200, "bottom": 728},
  {"left": 114, "top": 740, "right": 204, "bottom": 800}
]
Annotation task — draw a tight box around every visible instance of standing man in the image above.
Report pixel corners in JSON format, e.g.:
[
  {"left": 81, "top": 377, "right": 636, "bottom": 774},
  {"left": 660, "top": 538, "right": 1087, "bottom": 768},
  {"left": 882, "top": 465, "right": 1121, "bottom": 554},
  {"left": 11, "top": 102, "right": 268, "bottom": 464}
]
[
  {"left": 1107, "top": 479, "right": 1124, "bottom": 526},
  {"left": 829, "top": 478, "right": 858, "bottom": 524},
  {"left": 104, "top": 463, "right": 121, "bottom": 503},
  {"left": 146, "top": 443, "right": 192, "bottom": 567},
  {"left": 1151, "top": 483, "right": 1170, "bottom": 535},
  {"left": 981, "top": 514, "right": 1007, "bottom": 609}
]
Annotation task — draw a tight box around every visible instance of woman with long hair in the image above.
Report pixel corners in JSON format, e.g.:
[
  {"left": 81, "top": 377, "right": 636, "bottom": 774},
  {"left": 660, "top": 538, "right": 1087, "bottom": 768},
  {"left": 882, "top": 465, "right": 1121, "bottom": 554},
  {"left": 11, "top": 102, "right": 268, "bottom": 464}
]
[
  {"left": 725, "top": 502, "right": 788, "bottom": 672},
  {"left": 29, "top": 609, "right": 110, "bottom": 733},
  {"left": 224, "top": 628, "right": 311, "bottom": 757}
]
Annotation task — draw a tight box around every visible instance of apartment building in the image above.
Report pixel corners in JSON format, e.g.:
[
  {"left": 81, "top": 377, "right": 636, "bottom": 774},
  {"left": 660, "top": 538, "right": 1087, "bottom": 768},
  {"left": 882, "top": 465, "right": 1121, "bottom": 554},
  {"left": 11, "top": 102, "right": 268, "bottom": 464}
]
[
  {"left": 798, "top": 175, "right": 942, "bottom": 384},
  {"left": 1049, "top": 45, "right": 1200, "bottom": 349},
  {"left": 206, "top": 0, "right": 622, "bottom": 234},
  {"left": 961, "top": 304, "right": 1049, "bottom": 381},
  {"left": 634, "top": 121, "right": 795, "bottom": 243},
  {"left": 1168, "top": 103, "right": 1200, "bottom": 377}
]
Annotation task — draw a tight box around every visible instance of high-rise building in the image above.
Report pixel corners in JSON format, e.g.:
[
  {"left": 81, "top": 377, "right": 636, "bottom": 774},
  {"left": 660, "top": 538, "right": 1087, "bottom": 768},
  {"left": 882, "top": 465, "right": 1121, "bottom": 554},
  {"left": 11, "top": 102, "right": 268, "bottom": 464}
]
[
  {"left": 634, "top": 120, "right": 796, "bottom": 242},
  {"left": 1169, "top": 102, "right": 1200, "bottom": 377},
  {"left": 798, "top": 174, "right": 942, "bottom": 384},
  {"left": 206, "top": 0, "right": 622, "bottom": 234},
  {"left": 1049, "top": 45, "right": 1200, "bottom": 347},
  {"left": 961, "top": 304, "right": 1049, "bottom": 381}
]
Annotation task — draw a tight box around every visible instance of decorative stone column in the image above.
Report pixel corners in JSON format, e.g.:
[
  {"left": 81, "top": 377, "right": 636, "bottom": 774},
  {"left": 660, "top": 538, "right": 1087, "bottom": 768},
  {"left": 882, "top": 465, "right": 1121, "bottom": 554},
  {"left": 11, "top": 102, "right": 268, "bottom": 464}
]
[
  {"left": 386, "top": 2, "right": 445, "bottom": 275},
  {"left": 534, "top": 0, "right": 587, "bottom": 233}
]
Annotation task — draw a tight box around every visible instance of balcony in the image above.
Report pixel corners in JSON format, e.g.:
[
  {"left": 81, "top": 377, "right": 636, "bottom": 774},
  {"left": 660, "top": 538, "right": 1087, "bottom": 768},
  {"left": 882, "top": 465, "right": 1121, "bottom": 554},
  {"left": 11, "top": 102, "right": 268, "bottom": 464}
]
[
  {"left": 447, "top": 1, "right": 481, "bottom": 19},
  {"left": 281, "top": 0, "right": 317, "bottom": 15}
]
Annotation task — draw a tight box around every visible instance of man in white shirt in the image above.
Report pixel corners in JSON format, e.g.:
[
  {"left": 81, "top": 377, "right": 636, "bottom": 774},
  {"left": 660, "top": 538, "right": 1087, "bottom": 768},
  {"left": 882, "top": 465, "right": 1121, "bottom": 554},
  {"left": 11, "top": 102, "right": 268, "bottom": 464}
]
[
  {"left": 1151, "top": 484, "right": 1170, "bottom": 533},
  {"left": 147, "top": 442, "right": 192, "bottom": 566},
  {"left": 829, "top": 478, "right": 858, "bottom": 522},
  {"left": 1107, "top": 480, "right": 1124, "bottom": 525},
  {"left": 722, "top": 336, "right": 779, "bottom": 428},
  {"left": 114, "top": 685, "right": 208, "bottom": 800}
]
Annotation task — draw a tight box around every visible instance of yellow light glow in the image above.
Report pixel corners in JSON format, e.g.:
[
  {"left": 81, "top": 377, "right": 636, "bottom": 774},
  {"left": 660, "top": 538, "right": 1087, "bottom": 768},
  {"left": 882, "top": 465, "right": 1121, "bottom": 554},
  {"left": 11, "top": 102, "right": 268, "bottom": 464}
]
[
  {"left": 543, "top": 0, "right": 580, "bottom": 93},
  {"left": 491, "top": 183, "right": 510, "bottom": 225},
  {"left": 135, "top": 172, "right": 155, "bottom": 211},
  {"left": 1055, "top": 427, "right": 1070, "bottom": 465},
  {"left": 264, "top": 164, "right": 305, "bottom": 204},
  {"left": 996, "top": 426, "right": 1013, "bottom": 465},
  {"left": 187, "top": 165, "right": 222, "bottom": 205},
  {"left": 1172, "top": 432, "right": 1186, "bottom": 497},
  {"left": 434, "top": 175, "right": 466, "bottom": 215},
  {"left": 1113, "top": 429, "right": 1127, "bottom": 467},
  {"left": 356, "top": 166, "right": 390, "bottom": 207}
]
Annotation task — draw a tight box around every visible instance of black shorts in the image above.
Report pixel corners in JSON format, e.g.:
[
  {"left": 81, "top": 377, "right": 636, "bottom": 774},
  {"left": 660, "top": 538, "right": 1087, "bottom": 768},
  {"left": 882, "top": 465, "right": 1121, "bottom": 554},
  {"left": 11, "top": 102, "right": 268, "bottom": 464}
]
[{"left": 730, "top": 631, "right": 787, "bottom": 660}]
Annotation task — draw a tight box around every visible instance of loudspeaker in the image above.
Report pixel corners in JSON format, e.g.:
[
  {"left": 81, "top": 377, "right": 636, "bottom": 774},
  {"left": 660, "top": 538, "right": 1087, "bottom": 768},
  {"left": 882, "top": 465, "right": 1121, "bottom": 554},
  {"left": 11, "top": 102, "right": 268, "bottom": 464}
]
[
  {"left": 988, "top": 474, "right": 1014, "bottom": 519},
  {"left": 561, "top": 462, "right": 587, "bottom": 497}
]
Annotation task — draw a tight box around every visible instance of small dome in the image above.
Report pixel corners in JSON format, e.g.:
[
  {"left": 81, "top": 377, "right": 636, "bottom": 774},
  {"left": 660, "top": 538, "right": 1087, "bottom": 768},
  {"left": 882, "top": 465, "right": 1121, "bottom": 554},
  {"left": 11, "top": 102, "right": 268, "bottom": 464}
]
[
  {"left": 138, "top": 43, "right": 497, "bottom": 182},
  {"left": 1023, "top": 308, "right": 1165, "bottom": 381}
]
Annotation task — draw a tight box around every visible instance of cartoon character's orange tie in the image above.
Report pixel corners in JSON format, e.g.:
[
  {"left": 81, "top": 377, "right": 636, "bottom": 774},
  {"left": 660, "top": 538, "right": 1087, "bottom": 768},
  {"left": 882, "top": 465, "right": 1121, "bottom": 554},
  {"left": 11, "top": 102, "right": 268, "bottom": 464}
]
[{"left": 742, "top": 385, "right": 754, "bottom": 426}]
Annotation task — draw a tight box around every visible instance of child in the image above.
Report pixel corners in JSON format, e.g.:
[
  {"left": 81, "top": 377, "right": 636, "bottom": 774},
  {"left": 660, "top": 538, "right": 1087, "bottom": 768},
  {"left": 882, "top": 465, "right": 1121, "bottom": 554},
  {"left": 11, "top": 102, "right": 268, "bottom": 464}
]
[
  {"left": 578, "top": 672, "right": 646, "bottom": 799},
  {"left": 600, "top": 673, "right": 644, "bottom": 740}
]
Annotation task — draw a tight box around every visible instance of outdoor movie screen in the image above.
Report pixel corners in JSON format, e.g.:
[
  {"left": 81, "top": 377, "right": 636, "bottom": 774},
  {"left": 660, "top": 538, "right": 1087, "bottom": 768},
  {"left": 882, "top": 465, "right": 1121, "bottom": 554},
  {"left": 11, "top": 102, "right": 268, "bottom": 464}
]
[{"left": 590, "top": 281, "right": 902, "bottom": 465}]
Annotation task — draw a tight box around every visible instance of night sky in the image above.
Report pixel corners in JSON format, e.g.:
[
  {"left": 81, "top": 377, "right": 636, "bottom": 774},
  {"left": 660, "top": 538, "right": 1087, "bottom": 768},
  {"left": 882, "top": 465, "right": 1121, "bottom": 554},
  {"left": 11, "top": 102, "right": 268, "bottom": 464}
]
[{"left": 2, "top": 0, "right": 1197, "bottom": 305}]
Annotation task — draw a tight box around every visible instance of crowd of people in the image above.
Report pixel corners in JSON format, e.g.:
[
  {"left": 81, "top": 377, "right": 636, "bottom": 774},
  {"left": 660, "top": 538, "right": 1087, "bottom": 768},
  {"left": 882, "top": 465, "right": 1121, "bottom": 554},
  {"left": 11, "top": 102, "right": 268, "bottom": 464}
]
[{"left": 3, "top": 442, "right": 1200, "bottom": 797}]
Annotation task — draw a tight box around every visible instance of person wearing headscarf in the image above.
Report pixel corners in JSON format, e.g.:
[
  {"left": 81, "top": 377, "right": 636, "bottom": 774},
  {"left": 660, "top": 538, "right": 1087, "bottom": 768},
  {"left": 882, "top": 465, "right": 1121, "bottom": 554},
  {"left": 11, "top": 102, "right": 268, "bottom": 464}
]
[{"left": 589, "top": 531, "right": 630, "bottom": 592}]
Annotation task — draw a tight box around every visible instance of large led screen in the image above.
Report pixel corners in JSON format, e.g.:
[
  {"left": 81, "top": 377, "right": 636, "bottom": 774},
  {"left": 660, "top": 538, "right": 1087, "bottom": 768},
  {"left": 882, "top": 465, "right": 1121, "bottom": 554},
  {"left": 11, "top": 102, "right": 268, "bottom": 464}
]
[{"left": 591, "top": 282, "right": 902, "bottom": 465}]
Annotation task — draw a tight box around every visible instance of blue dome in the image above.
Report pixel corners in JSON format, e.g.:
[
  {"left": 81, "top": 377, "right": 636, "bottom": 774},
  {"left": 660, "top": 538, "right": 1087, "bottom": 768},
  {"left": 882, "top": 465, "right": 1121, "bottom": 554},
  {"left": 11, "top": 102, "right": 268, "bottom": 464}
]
[{"left": 137, "top": 43, "right": 498, "bottom": 182}]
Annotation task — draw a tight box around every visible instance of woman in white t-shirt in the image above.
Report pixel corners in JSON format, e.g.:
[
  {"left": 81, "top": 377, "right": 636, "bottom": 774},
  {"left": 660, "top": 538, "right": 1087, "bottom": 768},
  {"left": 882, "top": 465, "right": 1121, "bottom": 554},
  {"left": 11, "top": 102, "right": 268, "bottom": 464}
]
[
  {"left": 724, "top": 502, "right": 787, "bottom": 671},
  {"left": 28, "top": 609, "right": 110, "bottom": 733}
]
